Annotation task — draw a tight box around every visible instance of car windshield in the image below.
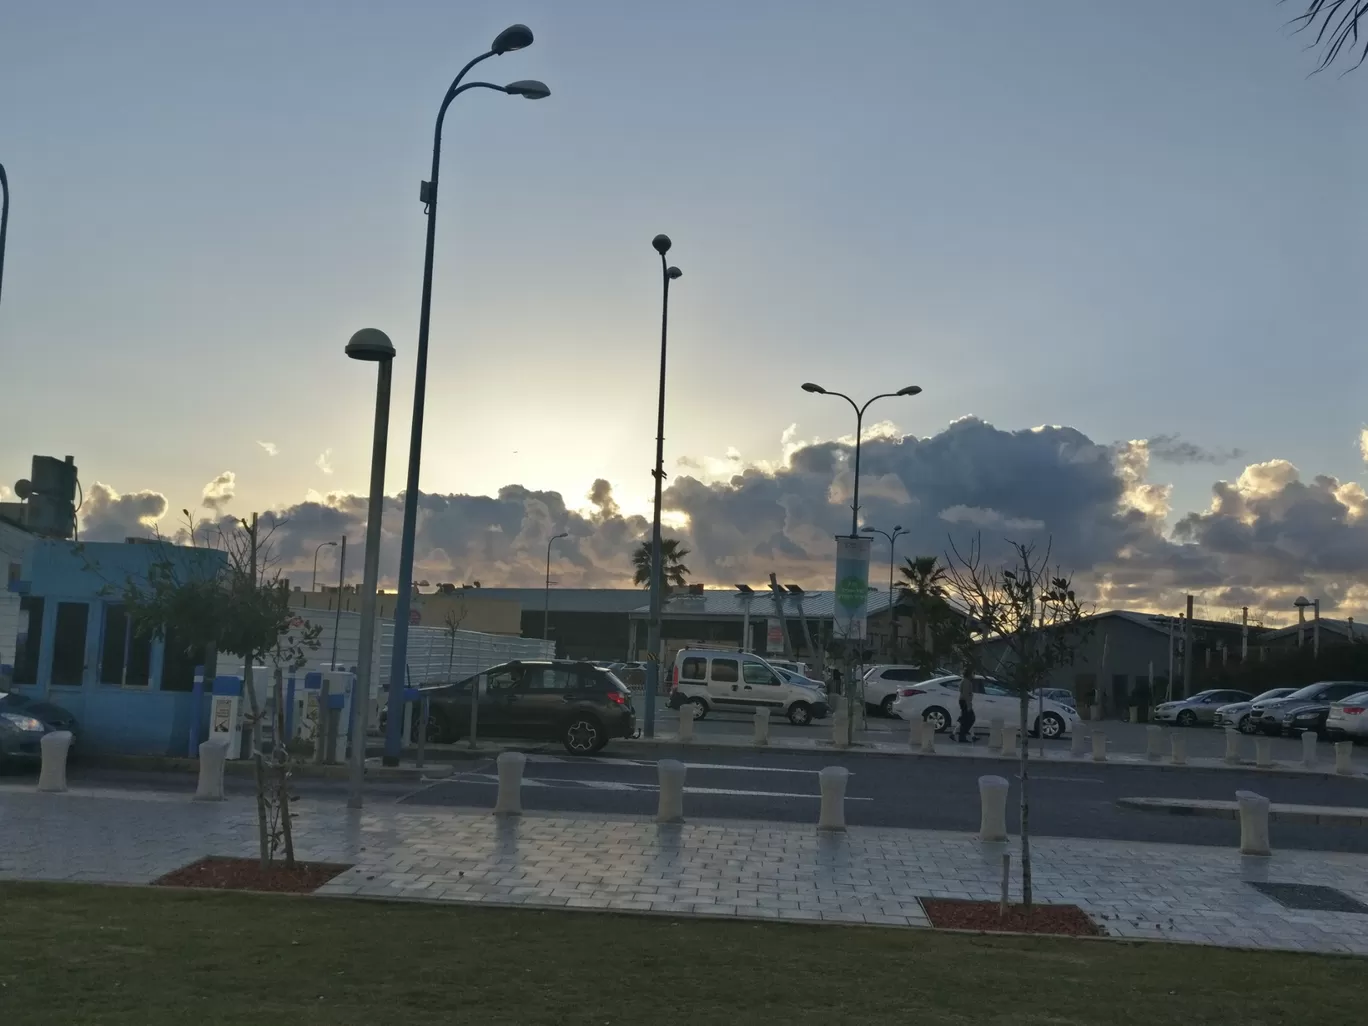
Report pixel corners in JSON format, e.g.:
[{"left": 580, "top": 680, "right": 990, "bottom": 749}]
[
  {"left": 1338, "top": 691, "right": 1368, "bottom": 705},
  {"left": 1251, "top": 688, "right": 1293, "bottom": 703},
  {"left": 1282, "top": 683, "right": 1331, "bottom": 702},
  {"left": 602, "top": 671, "right": 630, "bottom": 691}
]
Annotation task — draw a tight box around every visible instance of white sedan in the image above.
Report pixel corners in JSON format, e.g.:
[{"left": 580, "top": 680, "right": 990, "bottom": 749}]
[
  {"left": 891, "top": 675, "right": 1080, "bottom": 739},
  {"left": 1325, "top": 691, "right": 1368, "bottom": 742}
]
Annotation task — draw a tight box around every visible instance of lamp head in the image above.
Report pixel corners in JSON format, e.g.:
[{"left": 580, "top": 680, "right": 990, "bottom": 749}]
[
  {"left": 800, "top": 382, "right": 826, "bottom": 394},
  {"left": 345, "top": 328, "right": 396, "bottom": 362},
  {"left": 554, "top": 531, "right": 569, "bottom": 541},
  {"left": 504, "top": 79, "right": 550, "bottom": 99},
  {"left": 1294, "top": 596, "right": 1311, "bottom": 608},
  {"left": 652, "top": 234, "right": 672, "bottom": 255},
  {"left": 491, "top": 23, "right": 534, "bottom": 54},
  {"left": 896, "top": 385, "right": 923, "bottom": 396},
  {"left": 893, "top": 524, "right": 903, "bottom": 532},
  {"left": 667, "top": 266, "right": 682, "bottom": 280}
]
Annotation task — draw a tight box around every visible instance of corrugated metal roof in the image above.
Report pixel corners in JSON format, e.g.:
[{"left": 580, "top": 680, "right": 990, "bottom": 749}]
[
  {"left": 465, "top": 588, "right": 649, "bottom": 614},
  {"left": 1260, "top": 618, "right": 1359, "bottom": 641}
]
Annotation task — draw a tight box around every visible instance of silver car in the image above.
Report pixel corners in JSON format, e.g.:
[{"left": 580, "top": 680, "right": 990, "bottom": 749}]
[
  {"left": 1215, "top": 688, "right": 1297, "bottom": 734},
  {"left": 1154, "top": 689, "right": 1253, "bottom": 727}
]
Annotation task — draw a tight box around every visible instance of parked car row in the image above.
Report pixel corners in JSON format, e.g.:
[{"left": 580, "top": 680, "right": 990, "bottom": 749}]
[
  {"left": 1245, "top": 681, "right": 1368, "bottom": 739},
  {"left": 1161, "top": 681, "right": 1368, "bottom": 740}
]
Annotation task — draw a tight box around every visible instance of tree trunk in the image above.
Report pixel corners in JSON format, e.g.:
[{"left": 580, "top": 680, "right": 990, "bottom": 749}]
[
  {"left": 273, "top": 667, "right": 296, "bottom": 866},
  {"left": 244, "top": 513, "right": 270, "bottom": 868},
  {"left": 1018, "top": 676, "right": 1032, "bottom": 911}
]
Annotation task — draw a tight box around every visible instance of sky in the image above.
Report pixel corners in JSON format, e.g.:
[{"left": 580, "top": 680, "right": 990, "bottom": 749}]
[{"left": 1, "top": 2, "right": 1365, "bottom": 622}]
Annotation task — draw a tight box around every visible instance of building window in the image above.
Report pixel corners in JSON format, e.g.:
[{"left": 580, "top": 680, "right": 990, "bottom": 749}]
[
  {"left": 160, "top": 625, "right": 205, "bottom": 692},
  {"left": 13, "top": 596, "right": 44, "bottom": 685},
  {"left": 99, "top": 604, "right": 153, "bottom": 687},
  {"left": 51, "top": 602, "right": 89, "bottom": 687}
]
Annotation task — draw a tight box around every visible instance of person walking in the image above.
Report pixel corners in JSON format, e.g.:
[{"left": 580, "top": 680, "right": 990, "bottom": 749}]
[{"left": 956, "top": 671, "right": 977, "bottom": 742}]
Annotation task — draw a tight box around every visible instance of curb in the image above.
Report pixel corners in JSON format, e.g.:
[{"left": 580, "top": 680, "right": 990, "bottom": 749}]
[
  {"left": 78, "top": 753, "right": 453, "bottom": 782},
  {"left": 1117, "top": 797, "right": 1368, "bottom": 826}
]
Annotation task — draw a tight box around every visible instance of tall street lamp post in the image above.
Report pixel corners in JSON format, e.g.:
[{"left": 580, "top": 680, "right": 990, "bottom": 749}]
[
  {"left": 544, "top": 531, "right": 568, "bottom": 643},
  {"left": 862, "top": 524, "right": 906, "bottom": 659},
  {"left": 312, "top": 541, "right": 337, "bottom": 592},
  {"left": 644, "top": 234, "right": 683, "bottom": 739},
  {"left": 1295, "top": 595, "right": 1321, "bottom": 657},
  {"left": 384, "top": 25, "right": 550, "bottom": 766},
  {"left": 0, "top": 162, "right": 8, "bottom": 308},
  {"left": 344, "top": 328, "right": 395, "bottom": 809}
]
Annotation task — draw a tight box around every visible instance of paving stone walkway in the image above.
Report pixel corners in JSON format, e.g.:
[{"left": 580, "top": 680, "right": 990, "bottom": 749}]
[{"left": 2, "top": 783, "right": 1367, "bottom": 955}]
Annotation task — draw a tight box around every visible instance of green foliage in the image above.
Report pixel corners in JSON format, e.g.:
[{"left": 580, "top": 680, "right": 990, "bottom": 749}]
[
  {"left": 632, "top": 537, "right": 691, "bottom": 589},
  {"left": 1203, "top": 640, "right": 1368, "bottom": 693},
  {"left": 896, "top": 555, "right": 957, "bottom": 674}
]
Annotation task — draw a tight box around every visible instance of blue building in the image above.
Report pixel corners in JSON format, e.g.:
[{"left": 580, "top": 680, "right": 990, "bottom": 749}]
[{"left": 6, "top": 537, "right": 228, "bottom": 755}]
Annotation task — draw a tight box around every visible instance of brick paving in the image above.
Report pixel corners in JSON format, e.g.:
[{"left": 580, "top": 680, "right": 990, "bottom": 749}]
[{"left": 2, "top": 783, "right": 1367, "bottom": 955}]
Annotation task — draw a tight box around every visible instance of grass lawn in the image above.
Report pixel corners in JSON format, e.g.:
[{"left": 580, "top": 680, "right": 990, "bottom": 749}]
[{"left": 0, "top": 881, "right": 1358, "bottom": 1025}]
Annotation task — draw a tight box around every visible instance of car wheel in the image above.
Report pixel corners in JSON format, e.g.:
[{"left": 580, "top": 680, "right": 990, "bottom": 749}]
[
  {"left": 1238, "top": 715, "right": 1257, "bottom": 735},
  {"left": 924, "top": 707, "right": 952, "bottom": 734},
  {"left": 563, "top": 716, "right": 605, "bottom": 755},
  {"left": 1038, "top": 712, "right": 1064, "bottom": 739},
  {"left": 788, "top": 702, "right": 813, "bottom": 727},
  {"left": 879, "top": 694, "right": 896, "bottom": 718},
  {"left": 1176, "top": 710, "right": 1197, "bottom": 728},
  {"left": 688, "top": 697, "right": 709, "bottom": 721}
]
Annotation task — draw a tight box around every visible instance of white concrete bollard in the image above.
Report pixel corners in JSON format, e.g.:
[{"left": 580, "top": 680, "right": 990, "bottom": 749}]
[
  {"left": 988, "top": 718, "right": 1004, "bottom": 751},
  {"left": 1301, "top": 730, "right": 1318, "bottom": 768},
  {"left": 752, "top": 706, "right": 770, "bottom": 746},
  {"left": 907, "top": 715, "right": 921, "bottom": 750},
  {"left": 1171, "top": 734, "right": 1187, "bottom": 766},
  {"left": 1070, "top": 729, "right": 1087, "bottom": 758},
  {"left": 818, "top": 766, "right": 850, "bottom": 831},
  {"left": 656, "top": 759, "right": 686, "bottom": 823},
  {"left": 831, "top": 704, "right": 849, "bottom": 749},
  {"left": 1224, "top": 727, "right": 1241, "bottom": 765},
  {"left": 920, "top": 718, "right": 936, "bottom": 754},
  {"left": 194, "top": 737, "right": 230, "bottom": 801},
  {"left": 978, "top": 775, "right": 1009, "bottom": 842},
  {"left": 1146, "top": 725, "right": 1163, "bottom": 761},
  {"left": 37, "top": 731, "right": 73, "bottom": 793},
  {"left": 1001, "top": 727, "right": 1018, "bottom": 758},
  {"left": 677, "top": 703, "right": 695, "bottom": 744},
  {"left": 1335, "top": 741, "right": 1354, "bottom": 775},
  {"left": 492, "top": 751, "right": 526, "bottom": 817},
  {"left": 1255, "top": 737, "right": 1273, "bottom": 769},
  {"left": 1091, "top": 730, "right": 1107, "bottom": 763},
  {"left": 1236, "top": 789, "right": 1272, "bottom": 856}
]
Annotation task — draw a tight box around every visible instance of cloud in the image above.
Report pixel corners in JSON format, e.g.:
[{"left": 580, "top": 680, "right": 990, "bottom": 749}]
[
  {"left": 1359, "top": 427, "right": 1368, "bottom": 464},
  {"left": 80, "top": 483, "right": 168, "bottom": 541},
  {"left": 257, "top": 441, "right": 279, "bottom": 457},
  {"left": 938, "top": 505, "right": 1045, "bottom": 533},
  {"left": 200, "top": 471, "right": 236, "bottom": 513},
  {"left": 316, "top": 450, "right": 333, "bottom": 475},
  {"left": 1143, "top": 434, "right": 1244, "bottom": 465}
]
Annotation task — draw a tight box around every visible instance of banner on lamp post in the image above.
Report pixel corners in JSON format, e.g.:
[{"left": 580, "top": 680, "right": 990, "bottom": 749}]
[
  {"left": 833, "top": 535, "right": 871, "bottom": 641},
  {"left": 765, "top": 619, "right": 784, "bottom": 654}
]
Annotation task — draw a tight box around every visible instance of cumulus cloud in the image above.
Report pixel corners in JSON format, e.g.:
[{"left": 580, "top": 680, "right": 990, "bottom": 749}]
[
  {"left": 80, "top": 483, "right": 169, "bottom": 541},
  {"left": 316, "top": 450, "right": 334, "bottom": 475},
  {"left": 200, "top": 471, "right": 236, "bottom": 513},
  {"left": 257, "top": 441, "right": 279, "bottom": 457},
  {"left": 82, "top": 422, "right": 1368, "bottom": 620},
  {"left": 1359, "top": 428, "right": 1368, "bottom": 464}
]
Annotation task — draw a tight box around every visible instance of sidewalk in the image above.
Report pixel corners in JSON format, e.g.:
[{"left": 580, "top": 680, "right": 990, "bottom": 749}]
[{"left": 3, "top": 783, "right": 1367, "bottom": 955}]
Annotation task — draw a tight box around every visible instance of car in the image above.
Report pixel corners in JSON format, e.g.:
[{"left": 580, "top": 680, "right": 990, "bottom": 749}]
[
  {"left": 775, "top": 667, "right": 829, "bottom": 691},
  {"left": 765, "top": 658, "right": 810, "bottom": 679},
  {"left": 418, "top": 660, "right": 637, "bottom": 755},
  {"left": 1279, "top": 701, "right": 1334, "bottom": 738},
  {"left": 890, "top": 674, "right": 1080, "bottom": 739},
  {"left": 1325, "top": 691, "right": 1368, "bottom": 742},
  {"left": 668, "top": 649, "right": 829, "bottom": 726},
  {"left": 1153, "top": 689, "right": 1253, "bottom": 727},
  {"left": 1031, "top": 688, "right": 1078, "bottom": 711},
  {"left": 1247, "top": 681, "right": 1368, "bottom": 736},
  {"left": 1215, "top": 688, "right": 1298, "bottom": 734},
  {"left": 0, "top": 691, "right": 78, "bottom": 763},
  {"left": 863, "top": 665, "right": 953, "bottom": 717}
]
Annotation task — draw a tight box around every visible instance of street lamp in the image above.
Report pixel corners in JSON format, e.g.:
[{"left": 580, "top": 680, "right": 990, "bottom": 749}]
[
  {"left": 0, "top": 162, "right": 8, "bottom": 308},
  {"left": 384, "top": 25, "right": 550, "bottom": 766},
  {"left": 544, "top": 531, "right": 568, "bottom": 643},
  {"left": 312, "top": 541, "right": 337, "bottom": 592},
  {"left": 800, "top": 383, "right": 922, "bottom": 537},
  {"left": 644, "top": 233, "right": 683, "bottom": 740},
  {"left": 862, "top": 524, "right": 907, "bottom": 659},
  {"left": 1294, "top": 595, "right": 1320, "bottom": 657},
  {"left": 344, "top": 327, "right": 395, "bottom": 809}
]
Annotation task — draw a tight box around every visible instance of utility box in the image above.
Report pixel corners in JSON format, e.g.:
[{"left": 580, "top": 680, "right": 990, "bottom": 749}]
[{"left": 208, "top": 676, "right": 244, "bottom": 759}]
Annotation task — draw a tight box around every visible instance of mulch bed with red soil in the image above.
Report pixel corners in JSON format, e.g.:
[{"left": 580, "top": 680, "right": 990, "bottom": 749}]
[
  {"left": 921, "top": 898, "right": 1103, "bottom": 937},
  {"left": 153, "top": 857, "right": 351, "bottom": 894}
]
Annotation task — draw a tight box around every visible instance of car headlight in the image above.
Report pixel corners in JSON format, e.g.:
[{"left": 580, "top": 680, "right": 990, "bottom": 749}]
[
  {"left": 0, "top": 712, "right": 45, "bottom": 732},
  {"left": 1292, "top": 711, "right": 1320, "bottom": 721}
]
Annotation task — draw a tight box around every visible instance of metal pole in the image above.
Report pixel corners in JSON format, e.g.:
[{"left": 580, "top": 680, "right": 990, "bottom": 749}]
[
  {"left": 0, "top": 163, "right": 9, "bottom": 309},
  {"left": 850, "top": 407, "right": 864, "bottom": 536},
  {"left": 1241, "top": 605, "right": 1248, "bottom": 661},
  {"left": 312, "top": 541, "right": 334, "bottom": 593},
  {"left": 645, "top": 236, "right": 679, "bottom": 740},
  {"left": 1183, "top": 595, "right": 1194, "bottom": 697},
  {"left": 348, "top": 358, "right": 391, "bottom": 808},
  {"left": 543, "top": 532, "right": 566, "bottom": 643},
  {"left": 1314, "top": 599, "right": 1321, "bottom": 658},
  {"left": 329, "top": 537, "right": 346, "bottom": 669}
]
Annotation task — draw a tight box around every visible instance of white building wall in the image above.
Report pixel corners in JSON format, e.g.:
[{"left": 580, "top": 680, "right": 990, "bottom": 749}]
[{"left": 0, "top": 520, "right": 33, "bottom": 669}]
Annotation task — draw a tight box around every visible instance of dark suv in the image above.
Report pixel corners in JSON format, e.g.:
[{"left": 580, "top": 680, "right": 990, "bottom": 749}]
[{"left": 421, "top": 660, "right": 637, "bottom": 755}]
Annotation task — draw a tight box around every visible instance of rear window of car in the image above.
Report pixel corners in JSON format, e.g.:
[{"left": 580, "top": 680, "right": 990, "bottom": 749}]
[
  {"left": 680, "top": 657, "right": 707, "bottom": 681},
  {"left": 711, "top": 658, "right": 739, "bottom": 683},
  {"left": 884, "top": 668, "right": 921, "bottom": 682}
]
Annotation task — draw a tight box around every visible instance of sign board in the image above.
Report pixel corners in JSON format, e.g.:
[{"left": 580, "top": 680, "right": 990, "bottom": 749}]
[
  {"left": 208, "top": 695, "right": 243, "bottom": 760},
  {"left": 409, "top": 609, "right": 422, "bottom": 625},
  {"left": 765, "top": 619, "right": 784, "bottom": 654},
  {"left": 833, "top": 535, "right": 871, "bottom": 641}
]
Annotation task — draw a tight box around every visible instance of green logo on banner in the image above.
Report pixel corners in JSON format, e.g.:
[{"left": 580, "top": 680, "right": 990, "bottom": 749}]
[{"left": 835, "top": 575, "right": 866, "bottom": 609}]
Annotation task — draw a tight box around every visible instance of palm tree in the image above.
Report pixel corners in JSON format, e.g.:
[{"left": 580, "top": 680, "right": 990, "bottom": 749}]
[
  {"left": 1289, "top": 1, "right": 1368, "bottom": 72},
  {"left": 897, "top": 556, "right": 949, "bottom": 671},
  {"left": 632, "top": 538, "right": 691, "bottom": 590}
]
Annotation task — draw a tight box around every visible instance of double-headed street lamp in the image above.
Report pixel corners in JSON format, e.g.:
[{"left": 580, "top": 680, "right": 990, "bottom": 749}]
[
  {"left": 643, "top": 234, "right": 683, "bottom": 739},
  {"left": 862, "top": 524, "right": 907, "bottom": 658},
  {"left": 312, "top": 540, "right": 337, "bottom": 592},
  {"left": 800, "top": 383, "right": 922, "bottom": 537},
  {"left": 384, "top": 25, "right": 550, "bottom": 766},
  {"left": 344, "top": 328, "right": 396, "bottom": 809},
  {"left": 544, "top": 531, "right": 569, "bottom": 643}
]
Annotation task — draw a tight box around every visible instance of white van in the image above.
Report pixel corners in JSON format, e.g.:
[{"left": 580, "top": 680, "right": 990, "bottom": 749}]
[{"left": 667, "top": 648, "right": 829, "bottom": 726}]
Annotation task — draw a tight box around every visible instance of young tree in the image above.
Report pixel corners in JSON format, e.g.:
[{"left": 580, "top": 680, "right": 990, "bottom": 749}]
[
  {"left": 897, "top": 555, "right": 951, "bottom": 672},
  {"left": 632, "top": 538, "right": 691, "bottom": 590},
  {"left": 942, "top": 534, "right": 1089, "bottom": 910},
  {"left": 118, "top": 513, "right": 321, "bottom": 868}
]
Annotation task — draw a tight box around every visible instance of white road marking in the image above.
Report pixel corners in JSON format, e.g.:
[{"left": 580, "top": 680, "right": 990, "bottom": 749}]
[
  {"left": 528, "top": 754, "right": 840, "bottom": 776},
  {"left": 684, "top": 786, "right": 872, "bottom": 801},
  {"left": 446, "top": 774, "right": 868, "bottom": 801}
]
